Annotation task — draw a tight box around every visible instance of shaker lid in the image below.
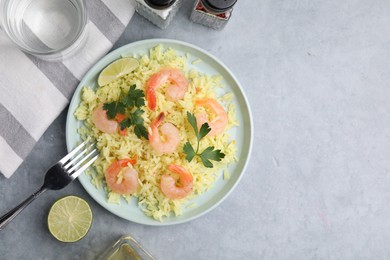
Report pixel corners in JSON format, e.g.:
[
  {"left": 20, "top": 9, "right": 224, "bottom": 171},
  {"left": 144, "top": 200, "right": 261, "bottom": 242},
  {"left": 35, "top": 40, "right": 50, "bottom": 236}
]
[
  {"left": 144, "top": 0, "right": 176, "bottom": 10},
  {"left": 201, "top": 0, "right": 238, "bottom": 13}
]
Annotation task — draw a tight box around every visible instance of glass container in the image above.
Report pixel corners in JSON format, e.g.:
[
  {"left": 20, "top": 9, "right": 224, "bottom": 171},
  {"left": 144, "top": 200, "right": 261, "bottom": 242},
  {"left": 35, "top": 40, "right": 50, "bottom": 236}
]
[
  {"left": 0, "top": 0, "right": 88, "bottom": 61},
  {"left": 135, "top": 0, "right": 182, "bottom": 29},
  {"left": 190, "top": 0, "right": 237, "bottom": 30},
  {"left": 98, "top": 235, "right": 154, "bottom": 260}
]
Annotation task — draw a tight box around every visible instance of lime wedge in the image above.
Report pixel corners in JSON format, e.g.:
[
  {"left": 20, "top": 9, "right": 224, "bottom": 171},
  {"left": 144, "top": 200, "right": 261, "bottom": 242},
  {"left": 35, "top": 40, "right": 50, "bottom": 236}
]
[
  {"left": 98, "top": 57, "right": 139, "bottom": 86},
  {"left": 48, "top": 196, "right": 93, "bottom": 243}
]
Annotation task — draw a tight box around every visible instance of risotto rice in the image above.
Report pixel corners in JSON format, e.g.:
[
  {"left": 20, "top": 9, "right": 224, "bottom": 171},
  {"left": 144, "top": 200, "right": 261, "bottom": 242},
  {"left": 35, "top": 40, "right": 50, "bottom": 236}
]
[{"left": 74, "top": 45, "right": 238, "bottom": 221}]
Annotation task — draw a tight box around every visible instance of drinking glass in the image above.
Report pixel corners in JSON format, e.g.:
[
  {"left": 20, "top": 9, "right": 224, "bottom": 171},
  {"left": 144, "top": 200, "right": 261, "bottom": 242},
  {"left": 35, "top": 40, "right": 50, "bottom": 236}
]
[{"left": 0, "top": 0, "right": 88, "bottom": 61}]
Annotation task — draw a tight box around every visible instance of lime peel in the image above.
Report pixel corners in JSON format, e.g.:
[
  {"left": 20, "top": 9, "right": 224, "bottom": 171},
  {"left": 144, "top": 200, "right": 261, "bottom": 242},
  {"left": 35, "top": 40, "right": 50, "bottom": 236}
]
[{"left": 98, "top": 57, "right": 139, "bottom": 87}]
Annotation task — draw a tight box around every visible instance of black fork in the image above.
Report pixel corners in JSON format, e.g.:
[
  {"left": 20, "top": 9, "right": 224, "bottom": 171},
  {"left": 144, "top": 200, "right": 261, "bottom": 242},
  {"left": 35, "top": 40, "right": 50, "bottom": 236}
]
[{"left": 0, "top": 141, "right": 98, "bottom": 230}]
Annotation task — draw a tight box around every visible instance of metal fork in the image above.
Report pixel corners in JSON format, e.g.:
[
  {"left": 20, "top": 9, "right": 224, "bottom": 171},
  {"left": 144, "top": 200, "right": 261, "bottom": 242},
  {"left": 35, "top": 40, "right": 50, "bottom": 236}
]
[{"left": 0, "top": 141, "right": 98, "bottom": 230}]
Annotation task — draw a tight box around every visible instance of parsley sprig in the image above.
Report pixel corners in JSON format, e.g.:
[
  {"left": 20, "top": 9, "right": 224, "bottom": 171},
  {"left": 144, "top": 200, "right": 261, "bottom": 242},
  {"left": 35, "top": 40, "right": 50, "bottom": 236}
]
[
  {"left": 183, "top": 112, "right": 225, "bottom": 168},
  {"left": 103, "top": 85, "right": 148, "bottom": 139}
]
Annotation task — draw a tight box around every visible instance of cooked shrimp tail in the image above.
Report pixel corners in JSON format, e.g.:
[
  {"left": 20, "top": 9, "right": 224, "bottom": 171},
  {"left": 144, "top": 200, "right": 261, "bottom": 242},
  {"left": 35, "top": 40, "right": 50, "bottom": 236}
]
[
  {"left": 152, "top": 111, "right": 165, "bottom": 127},
  {"left": 117, "top": 155, "right": 138, "bottom": 166},
  {"left": 105, "top": 157, "right": 139, "bottom": 195},
  {"left": 160, "top": 164, "right": 193, "bottom": 199},
  {"left": 195, "top": 98, "right": 228, "bottom": 136},
  {"left": 149, "top": 112, "right": 180, "bottom": 154},
  {"left": 146, "top": 68, "right": 188, "bottom": 111}
]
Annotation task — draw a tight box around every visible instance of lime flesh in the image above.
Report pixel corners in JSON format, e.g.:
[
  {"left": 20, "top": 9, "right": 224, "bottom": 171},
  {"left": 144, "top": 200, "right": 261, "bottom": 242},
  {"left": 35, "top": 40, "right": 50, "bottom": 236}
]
[
  {"left": 98, "top": 57, "right": 139, "bottom": 86},
  {"left": 48, "top": 195, "right": 93, "bottom": 243}
]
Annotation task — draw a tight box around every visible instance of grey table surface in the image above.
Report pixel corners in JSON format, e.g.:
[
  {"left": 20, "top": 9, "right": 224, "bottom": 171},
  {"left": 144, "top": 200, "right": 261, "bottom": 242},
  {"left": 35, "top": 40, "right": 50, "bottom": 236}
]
[{"left": 2, "top": 0, "right": 390, "bottom": 259}]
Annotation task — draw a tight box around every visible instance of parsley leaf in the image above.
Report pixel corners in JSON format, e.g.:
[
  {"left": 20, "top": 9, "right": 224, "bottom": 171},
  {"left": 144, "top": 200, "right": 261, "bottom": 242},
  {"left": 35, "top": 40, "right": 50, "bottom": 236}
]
[
  {"left": 183, "top": 112, "right": 225, "bottom": 168},
  {"left": 199, "top": 122, "right": 211, "bottom": 140},
  {"left": 103, "top": 101, "right": 125, "bottom": 119},
  {"left": 199, "top": 156, "right": 213, "bottom": 168},
  {"left": 199, "top": 147, "right": 225, "bottom": 168},
  {"left": 119, "top": 118, "right": 131, "bottom": 130},
  {"left": 103, "top": 86, "right": 148, "bottom": 139},
  {"left": 123, "top": 85, "right": 145, "bottom": 108},
  {"left": 134, "top": 124, "right": 148, "bottom": 139},
  {"left": 183, "top": 141, "right": 196, "bottom": 162},
  {"left": 186, "top": 112, "right": 198, "bottom": 138},
  {"left": 130, "top": 108, "right": 148, "bottom": 139},
  {"left": 129, "top": 108, "right": 145, "bottom": 125}
]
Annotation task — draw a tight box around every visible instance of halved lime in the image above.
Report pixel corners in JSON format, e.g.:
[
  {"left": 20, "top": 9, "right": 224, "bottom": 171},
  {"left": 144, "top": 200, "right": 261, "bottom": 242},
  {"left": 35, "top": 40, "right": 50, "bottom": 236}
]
[
  {"left": 48, "top": 195, "right": 93, "bottom": 243},
  {"left": 97, "top": 57, "right": 139, "bottom": 86}
]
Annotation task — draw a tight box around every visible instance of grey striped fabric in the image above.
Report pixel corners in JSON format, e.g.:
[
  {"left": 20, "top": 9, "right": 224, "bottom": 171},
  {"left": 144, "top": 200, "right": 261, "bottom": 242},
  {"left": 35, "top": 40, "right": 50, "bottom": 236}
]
[
  {"left": 0, "top": 0, "right": 135, "bottom": 178},
  {"left": 0, "top": 103, "right": 36, "bottom": 159},
  {"left": 26, "top": 53, "right": 80, "bottom": 99}
]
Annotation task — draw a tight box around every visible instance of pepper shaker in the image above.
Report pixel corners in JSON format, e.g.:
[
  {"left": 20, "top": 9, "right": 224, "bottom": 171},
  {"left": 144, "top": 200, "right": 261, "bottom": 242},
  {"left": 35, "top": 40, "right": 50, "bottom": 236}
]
[
  {"left": 135, "top": 0, "right": 182, "bottom": 29},
  {"left": 190, "top": 0, "right": 237, "bottom": 30}
]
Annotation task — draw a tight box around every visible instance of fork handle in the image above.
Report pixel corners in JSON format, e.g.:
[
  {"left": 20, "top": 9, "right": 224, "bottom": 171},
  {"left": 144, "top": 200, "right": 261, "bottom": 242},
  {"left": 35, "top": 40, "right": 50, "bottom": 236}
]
[{"left": 0, "top": 186, "right": 47, "bottom": 230}]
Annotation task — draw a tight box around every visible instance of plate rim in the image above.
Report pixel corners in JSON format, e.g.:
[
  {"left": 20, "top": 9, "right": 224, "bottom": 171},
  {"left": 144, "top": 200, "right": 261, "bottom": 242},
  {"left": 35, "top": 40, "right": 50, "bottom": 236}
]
[{"left": 65, "top": 38, "right": 254, "bottom": 225}]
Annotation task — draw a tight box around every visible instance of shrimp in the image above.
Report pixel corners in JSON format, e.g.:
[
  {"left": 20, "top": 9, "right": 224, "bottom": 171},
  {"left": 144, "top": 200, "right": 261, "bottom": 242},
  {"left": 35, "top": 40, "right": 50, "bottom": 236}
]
[
  {"left": 92, "top": 103, "right": 118, "bottom": 134},
  {"left": 195, "top": 98, "right": 228, "bottom": 136},
  {"left": 146, "top": 68, "right": 188, "bottom": 110},
  {"left": 160, "top": 164, "right": 193, "bottom": 199},
  {"left": 92, "top": 103, "right": 126, "bottom": 136},
  {"left": 148, "top": 112, "right": 180, "bottom": 154},
  {"left": 115, "top": 113, "right": 127, "bottom": 136},
  {"left": 105, "top": 157, "right": 138, "bottom": 195}
]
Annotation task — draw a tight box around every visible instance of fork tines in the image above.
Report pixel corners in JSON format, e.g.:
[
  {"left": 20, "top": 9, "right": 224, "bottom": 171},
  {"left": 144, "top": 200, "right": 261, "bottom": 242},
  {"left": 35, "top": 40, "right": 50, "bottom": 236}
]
[{"left": 60, "top": 141, "right": 99, "bottom": 178}]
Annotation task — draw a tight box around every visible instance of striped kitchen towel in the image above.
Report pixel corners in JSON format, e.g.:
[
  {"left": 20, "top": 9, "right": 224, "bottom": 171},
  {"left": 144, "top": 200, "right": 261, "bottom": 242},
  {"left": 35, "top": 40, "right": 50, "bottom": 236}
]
[{"left": 0, "top": 0, "right": 135, "bottom": 178}]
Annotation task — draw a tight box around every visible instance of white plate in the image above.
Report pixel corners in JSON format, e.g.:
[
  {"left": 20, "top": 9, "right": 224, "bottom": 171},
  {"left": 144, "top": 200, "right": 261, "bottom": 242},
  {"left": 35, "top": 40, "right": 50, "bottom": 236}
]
[{"left": 66, "top": 39, "right": 253, "bottom": 225}]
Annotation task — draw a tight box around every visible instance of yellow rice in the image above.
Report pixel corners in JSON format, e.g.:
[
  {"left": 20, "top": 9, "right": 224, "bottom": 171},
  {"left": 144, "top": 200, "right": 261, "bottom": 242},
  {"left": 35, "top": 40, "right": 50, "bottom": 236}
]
[{"left": 75, "top": 45, "right": 238, "bottom": 221}]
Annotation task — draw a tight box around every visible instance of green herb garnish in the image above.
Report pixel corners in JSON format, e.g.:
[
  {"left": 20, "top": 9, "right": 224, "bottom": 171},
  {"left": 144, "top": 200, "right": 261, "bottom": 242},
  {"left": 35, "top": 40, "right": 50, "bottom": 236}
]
[
  {"left": 103, "top": 85, "right": 148, "bottom": 139},
  {"left": 183, "top": 112, "right": 225, "bottom": 168},
  {"left": 103, "top": 101, "right": 125, "bottom": 119},
  {"left": 123, "top": 85, "right": 146, "bottom": 108},
  {"left": 119, "top": 108, "right": 148, "bottom": 139}
]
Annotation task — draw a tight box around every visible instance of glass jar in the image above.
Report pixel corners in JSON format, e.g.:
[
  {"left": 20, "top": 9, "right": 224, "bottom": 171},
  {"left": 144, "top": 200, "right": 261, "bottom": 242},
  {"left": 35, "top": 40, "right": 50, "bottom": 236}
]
[
  {"left": 135, "top": 0, "right": 182, "bottom": 29},
  {"left": 0, "top": 0, "right": 88, "bottom": 61},
  {"left": 98, "top": 235, "right": 154, "bottom": 260},
  {"left": 190, "top": 0, "right": 237, "bottom": 30}
]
